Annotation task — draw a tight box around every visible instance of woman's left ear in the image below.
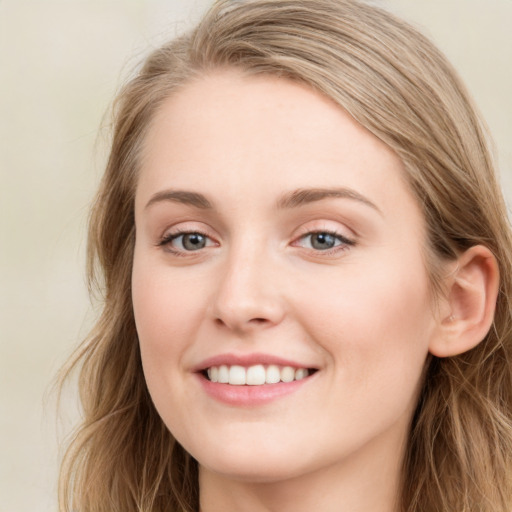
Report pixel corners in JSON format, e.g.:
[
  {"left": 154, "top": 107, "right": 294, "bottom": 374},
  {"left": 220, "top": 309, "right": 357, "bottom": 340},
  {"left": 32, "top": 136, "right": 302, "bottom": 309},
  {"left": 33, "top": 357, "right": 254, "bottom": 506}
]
[{"left": 429, "top": 245, "right": 500, "bottom": 358}]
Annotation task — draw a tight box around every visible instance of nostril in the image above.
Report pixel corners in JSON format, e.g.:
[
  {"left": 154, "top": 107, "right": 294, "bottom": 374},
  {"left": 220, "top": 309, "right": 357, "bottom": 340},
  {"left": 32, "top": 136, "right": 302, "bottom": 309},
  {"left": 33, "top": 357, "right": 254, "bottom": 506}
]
[
  {"left": 211, "top": 294, "right": 285, "bottom": 330},
  {"left": 250, "top": 318, "right": 268, "bottom": 324},
  {"left": 214, "top": 317, "right": 268, "bottom": 324}
]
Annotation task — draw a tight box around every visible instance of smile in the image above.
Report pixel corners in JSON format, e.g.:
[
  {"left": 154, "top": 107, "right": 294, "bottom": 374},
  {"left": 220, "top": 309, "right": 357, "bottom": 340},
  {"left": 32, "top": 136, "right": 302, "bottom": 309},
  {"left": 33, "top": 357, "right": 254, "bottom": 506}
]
[
  {"left": 206, "top": 364, "right": 311, "bottom": 385},
  {"left": 195, "top": 354, "right": 318, "bottom": 405}
]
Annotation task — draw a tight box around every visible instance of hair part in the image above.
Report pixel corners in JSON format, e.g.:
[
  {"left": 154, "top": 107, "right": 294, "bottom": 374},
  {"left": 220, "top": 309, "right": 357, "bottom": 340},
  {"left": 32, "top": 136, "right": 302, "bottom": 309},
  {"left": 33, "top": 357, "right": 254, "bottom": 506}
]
[{"left": 59, "top": 1, "right": 512, "bottom": 511}]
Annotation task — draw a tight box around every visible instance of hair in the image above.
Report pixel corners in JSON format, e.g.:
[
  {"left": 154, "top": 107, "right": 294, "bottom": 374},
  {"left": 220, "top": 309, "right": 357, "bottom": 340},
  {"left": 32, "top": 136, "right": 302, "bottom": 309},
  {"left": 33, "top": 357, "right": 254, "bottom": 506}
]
[{"left": 58, "top": 0, "right": 512, "bottom": 511}]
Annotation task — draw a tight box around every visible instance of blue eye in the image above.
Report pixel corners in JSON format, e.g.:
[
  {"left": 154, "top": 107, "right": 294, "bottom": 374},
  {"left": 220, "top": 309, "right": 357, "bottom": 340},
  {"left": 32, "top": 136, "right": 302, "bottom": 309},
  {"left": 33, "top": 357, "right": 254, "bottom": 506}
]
[
  {"left": 298, "top": 231, "right": 354, "bottom": 251},
  {"left": 160, "top": 231, "right": 214, "bottom": 252},
  {"left": 176, "top": 233, "right": 207, "bottom": 250}
]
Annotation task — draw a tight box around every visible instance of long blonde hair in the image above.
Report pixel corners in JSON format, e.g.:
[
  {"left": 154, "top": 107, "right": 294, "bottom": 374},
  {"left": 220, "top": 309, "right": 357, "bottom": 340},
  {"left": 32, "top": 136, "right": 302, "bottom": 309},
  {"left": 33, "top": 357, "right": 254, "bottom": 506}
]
[{"left": 59, "top": 1, "right": 512, "bottom": 510}]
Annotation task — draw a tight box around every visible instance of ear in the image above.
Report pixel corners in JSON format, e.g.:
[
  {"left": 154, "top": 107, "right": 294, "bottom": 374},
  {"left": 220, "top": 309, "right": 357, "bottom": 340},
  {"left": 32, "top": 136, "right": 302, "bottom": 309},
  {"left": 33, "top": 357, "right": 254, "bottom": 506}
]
[{"left": 429, "top": 245, "right": 500, "bottom": 358}]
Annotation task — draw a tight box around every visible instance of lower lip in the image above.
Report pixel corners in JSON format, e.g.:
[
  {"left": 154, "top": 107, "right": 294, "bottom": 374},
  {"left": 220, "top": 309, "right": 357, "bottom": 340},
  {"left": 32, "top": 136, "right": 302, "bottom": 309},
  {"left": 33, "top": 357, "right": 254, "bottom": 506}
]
[{"left": 196, "top": 373, "right": 313, "bottom": 406}]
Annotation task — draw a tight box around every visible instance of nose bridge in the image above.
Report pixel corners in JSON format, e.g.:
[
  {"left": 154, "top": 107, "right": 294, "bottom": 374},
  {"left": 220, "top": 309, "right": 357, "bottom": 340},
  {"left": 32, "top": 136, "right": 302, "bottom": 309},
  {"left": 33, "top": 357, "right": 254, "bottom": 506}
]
[{"left": 210, "top": 236, "right": 284, "bottom": 331}]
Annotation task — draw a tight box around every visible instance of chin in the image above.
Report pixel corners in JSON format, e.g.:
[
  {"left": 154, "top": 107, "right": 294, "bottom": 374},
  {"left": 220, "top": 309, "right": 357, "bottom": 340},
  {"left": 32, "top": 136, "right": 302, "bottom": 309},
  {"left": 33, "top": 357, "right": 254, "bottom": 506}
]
[
  {"left": 189, "top": 433, "right": 326, "bottom": 484},
  {"left": 199, "top": 455, "right": 309, "bottom": 484}
]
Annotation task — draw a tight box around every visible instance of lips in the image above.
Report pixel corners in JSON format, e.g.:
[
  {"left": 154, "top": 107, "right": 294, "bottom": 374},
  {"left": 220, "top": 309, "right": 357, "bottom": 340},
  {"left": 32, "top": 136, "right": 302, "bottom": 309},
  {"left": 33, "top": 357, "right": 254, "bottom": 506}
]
[{"left": 194, "top": 353, "right": 318, "bottom": 405}]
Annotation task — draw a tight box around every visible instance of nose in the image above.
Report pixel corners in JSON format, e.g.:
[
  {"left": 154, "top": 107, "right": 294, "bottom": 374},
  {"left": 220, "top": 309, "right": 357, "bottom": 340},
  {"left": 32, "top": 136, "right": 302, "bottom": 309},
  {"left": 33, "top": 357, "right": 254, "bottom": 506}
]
[{"left": 209, "top": 245, "right": 286, "bottom": 334}]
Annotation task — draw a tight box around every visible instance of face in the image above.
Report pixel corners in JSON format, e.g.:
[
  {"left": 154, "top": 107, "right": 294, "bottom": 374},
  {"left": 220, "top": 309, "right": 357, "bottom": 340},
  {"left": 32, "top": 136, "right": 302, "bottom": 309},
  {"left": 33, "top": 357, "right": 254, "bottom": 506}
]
[{"left": 132, "top": 70, "right": 442, "bottom": 483}]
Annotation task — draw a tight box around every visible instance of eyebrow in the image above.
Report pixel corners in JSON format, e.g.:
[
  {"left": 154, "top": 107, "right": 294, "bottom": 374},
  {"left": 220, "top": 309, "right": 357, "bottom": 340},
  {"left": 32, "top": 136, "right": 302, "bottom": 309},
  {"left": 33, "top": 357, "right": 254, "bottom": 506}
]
[
  {"left": 276, "top": 187, "right": 381, "bottom": 214},
  {"left": 144, "top": 186, "right": 381, "bottom": 214},
  {"left": 145, "top": 190, "right": 213, "bottom": 210}
]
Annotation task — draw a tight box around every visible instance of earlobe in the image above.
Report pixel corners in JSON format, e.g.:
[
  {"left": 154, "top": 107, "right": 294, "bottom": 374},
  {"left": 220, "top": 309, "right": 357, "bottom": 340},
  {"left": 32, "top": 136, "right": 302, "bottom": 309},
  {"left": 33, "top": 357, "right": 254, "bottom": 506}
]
[{"left": 429, "top": 245, "right": 500, "bottom": 358}]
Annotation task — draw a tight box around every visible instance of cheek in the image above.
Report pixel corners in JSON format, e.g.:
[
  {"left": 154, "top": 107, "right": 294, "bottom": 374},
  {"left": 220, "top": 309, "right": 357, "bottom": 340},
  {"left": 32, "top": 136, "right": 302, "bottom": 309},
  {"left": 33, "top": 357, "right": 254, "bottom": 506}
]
[
  {"left": 131, "top": 254, "right": 214, "bottom": 435},
  {"left": 131, "top": 254, "right": 208, "bottom": 370},
  {"left": 294, "top": 254, "right": 433, "bottom": 388}
]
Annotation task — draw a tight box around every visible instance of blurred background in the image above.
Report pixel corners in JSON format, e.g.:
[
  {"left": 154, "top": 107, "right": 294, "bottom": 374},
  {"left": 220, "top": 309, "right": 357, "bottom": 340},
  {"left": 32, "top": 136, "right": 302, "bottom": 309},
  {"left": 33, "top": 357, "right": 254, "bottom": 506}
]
[{"left": 1, "top": 1, "right": 510, "bottom": 510}]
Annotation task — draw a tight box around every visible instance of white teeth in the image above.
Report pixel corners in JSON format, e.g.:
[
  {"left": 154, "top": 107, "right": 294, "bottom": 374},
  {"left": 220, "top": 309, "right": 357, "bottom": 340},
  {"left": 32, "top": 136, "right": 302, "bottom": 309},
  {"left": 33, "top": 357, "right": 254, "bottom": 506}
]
[
  {"left": 266, "top": 365, "right": 281, "bottom": 384},
  {"left": 208, "top": 366, "right": 219, "bottom": 383},
  {"left": 295, "top": 368, "right": 308, "bottom": 381},
  {"left": 218, "top": 365, "right": 229, "bottom": 383},
  {"left": 206, "top": 364, "right": 311, "bottom": 385},
  {"left": 280, "top": 366, "right": 295, "bottom": 383},
  {"left": 246, "top": 364, "right": 266, "bottom": 385},
  {"left": 229, "top": 365, "right": 246, "bottom": 385}
]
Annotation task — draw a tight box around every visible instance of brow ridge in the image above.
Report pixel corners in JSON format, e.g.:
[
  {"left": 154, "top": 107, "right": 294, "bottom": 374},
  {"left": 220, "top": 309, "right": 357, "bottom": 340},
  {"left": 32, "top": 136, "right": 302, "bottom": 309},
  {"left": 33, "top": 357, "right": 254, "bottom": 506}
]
[
  {"left": 276, "top": 187, "right": 381, "bottom": 213},
  {"left": 145, "top": 190, "right": 212, "bottom": 210},
  {"left": 145, "top": 186, "right": 380, "bottom": 214}
]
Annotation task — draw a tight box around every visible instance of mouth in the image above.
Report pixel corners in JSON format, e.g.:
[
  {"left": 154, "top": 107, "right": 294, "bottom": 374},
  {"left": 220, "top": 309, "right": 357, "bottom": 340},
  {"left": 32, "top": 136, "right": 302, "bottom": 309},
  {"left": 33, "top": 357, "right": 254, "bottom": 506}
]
[
  {"left": 195, "top": 356, "right": 319, "bottom": 405},
  {"left": 201, "top": 364, "right": 318, "bottom": 386}
]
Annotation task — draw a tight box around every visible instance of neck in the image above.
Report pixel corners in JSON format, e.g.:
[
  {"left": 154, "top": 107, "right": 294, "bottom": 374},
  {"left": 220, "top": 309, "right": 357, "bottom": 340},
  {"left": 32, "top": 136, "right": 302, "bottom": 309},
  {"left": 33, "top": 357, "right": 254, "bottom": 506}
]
[{"left": 198, "top": 429, "right": 405, "bottom": 512}]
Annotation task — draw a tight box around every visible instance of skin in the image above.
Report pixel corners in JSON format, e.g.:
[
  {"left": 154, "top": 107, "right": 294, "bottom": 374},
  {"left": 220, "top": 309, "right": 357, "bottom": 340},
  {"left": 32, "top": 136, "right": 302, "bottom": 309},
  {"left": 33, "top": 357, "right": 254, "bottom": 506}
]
[{"left": 132, "top": 70, "right": 452, "bottom": 512}]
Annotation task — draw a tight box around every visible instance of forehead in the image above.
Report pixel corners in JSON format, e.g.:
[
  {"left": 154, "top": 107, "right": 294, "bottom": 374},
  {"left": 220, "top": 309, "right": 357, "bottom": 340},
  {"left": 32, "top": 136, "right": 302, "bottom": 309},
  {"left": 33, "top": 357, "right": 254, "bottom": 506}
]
[{"left": 137, "top": 70, "right": 418, "bottom": 220}]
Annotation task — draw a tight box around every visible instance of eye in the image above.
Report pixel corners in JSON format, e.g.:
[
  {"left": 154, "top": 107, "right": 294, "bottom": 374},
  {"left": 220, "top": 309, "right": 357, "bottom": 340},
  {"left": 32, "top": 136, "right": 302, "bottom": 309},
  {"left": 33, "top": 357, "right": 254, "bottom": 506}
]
[
  {"left": 295, "top": 231, "right": 354, "bottom": 252},
  {"left": 159, "top": 230, "right": 216, "bottom": 253},
  {"left": 176, "top": 233, "right": 208, "bottom": 251}
]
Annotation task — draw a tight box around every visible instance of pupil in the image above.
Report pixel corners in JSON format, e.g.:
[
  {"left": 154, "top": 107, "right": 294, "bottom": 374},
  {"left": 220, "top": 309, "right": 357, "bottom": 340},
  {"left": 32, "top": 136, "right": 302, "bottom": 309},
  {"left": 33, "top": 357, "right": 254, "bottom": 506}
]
[
  {"left": 312, "top": 233, "right": 335, "bottom": 250},
  {"left": 183, "top": 233, "right": 206, "bottom": 250}
]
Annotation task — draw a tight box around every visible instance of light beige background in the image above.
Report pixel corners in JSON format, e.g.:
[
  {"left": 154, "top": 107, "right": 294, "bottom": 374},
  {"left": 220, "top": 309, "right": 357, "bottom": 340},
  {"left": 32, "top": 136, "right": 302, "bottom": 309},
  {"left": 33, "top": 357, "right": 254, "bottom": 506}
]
[{"left": 1, "top": 1, "right": 511, "bottom": 510}]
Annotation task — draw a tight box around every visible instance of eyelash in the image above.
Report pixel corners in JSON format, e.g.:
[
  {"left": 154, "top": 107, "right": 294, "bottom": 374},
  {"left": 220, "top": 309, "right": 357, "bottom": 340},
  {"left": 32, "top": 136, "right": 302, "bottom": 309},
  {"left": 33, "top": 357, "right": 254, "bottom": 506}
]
[
  {"left": 158, "top": 228, "right": 216, "bottom": 257},
  {"left": 293, "top": 230, "right": 355, "bottom": 255},
  {"left": 158, "top": 228, "right": 355, "bottom": 257}
]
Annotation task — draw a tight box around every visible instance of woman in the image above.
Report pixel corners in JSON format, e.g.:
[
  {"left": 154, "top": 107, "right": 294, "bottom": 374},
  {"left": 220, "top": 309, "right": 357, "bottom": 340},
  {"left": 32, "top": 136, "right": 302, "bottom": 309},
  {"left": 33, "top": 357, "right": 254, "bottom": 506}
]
[{"left": 59, "top": 0, "right": 512, "bottom": 511}]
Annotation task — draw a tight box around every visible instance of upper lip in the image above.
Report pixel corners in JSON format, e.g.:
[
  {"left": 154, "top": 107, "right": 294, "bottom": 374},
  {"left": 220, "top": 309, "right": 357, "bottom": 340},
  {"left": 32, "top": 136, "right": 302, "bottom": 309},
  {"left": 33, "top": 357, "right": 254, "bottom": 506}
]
[{"left": 193, "top": 353, "right": 317, "bottom": 372}]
